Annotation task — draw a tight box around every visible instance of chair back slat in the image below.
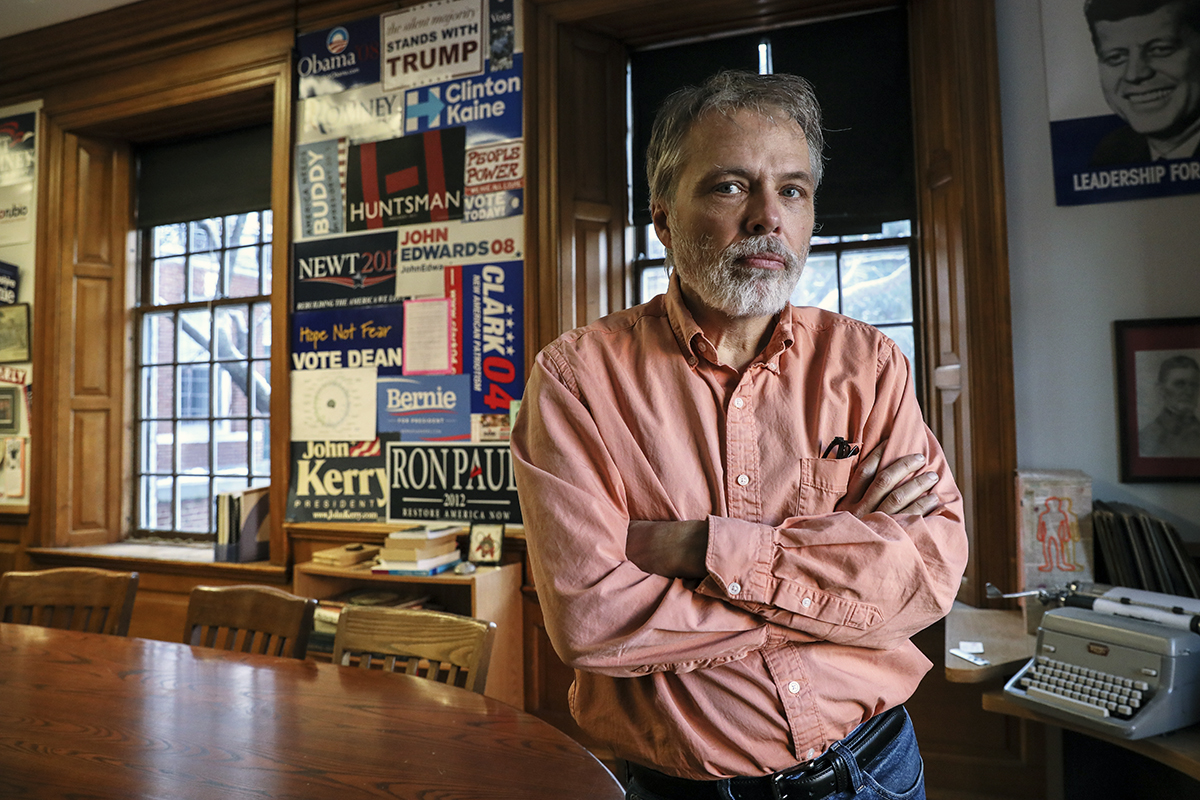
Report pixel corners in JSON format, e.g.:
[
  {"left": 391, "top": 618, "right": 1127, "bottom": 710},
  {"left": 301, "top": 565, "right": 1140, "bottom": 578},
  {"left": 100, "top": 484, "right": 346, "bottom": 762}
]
[
  {"left": 184, "top": 585, "right": 318, "bottom": 660},
  {"left": 0, "top": 568, "right": 139, "bottom": 636},
  {"left": 332, "top": 606, "right": 496, "bottom": 694}
]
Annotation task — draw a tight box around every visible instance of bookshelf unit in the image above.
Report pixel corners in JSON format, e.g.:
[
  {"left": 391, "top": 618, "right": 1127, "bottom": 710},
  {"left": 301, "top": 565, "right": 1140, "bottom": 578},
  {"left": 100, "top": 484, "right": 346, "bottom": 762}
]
[{"left": 293, "top": 560, "right": 523, "bottom": 707}]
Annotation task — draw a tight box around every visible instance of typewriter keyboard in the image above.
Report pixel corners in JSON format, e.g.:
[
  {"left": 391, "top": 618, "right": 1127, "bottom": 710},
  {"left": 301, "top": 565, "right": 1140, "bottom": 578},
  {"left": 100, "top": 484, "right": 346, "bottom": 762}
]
[{"left": 1017, "top": 656, "right": 1151, "bottom": 720}]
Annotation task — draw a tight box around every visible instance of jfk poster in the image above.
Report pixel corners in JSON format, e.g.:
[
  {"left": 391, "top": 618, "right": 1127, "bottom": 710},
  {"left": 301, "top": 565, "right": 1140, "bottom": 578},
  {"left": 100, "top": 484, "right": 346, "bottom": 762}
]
[{"left": 1041, "top": 0, "right": 1200, "bottom": 205}]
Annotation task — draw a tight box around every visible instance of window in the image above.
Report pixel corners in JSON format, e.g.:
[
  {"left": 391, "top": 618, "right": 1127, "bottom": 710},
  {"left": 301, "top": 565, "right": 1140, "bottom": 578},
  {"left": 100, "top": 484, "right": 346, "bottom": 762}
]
[{"left": 135, "top": 212, "right": 272, "bottom": 538}]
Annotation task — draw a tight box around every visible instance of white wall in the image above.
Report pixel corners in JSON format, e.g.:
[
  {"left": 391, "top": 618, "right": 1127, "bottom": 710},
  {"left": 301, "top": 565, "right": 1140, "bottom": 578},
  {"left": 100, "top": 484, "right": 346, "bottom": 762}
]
[{"left": 994, "top": 0, "right": 1200, "bottom": 538}]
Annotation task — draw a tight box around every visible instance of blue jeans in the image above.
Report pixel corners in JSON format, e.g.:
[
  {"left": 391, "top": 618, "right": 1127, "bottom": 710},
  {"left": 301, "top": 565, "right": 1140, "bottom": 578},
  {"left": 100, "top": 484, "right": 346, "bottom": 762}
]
[{"left": 625, "top": 709, "right": 925, "bottom": 800}]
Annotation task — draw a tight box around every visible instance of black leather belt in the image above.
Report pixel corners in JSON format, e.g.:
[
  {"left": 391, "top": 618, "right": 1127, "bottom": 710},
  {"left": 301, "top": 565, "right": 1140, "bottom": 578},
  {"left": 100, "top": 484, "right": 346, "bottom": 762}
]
[{"left": 627, "top": 706, "right": 907, "bottom": 800}]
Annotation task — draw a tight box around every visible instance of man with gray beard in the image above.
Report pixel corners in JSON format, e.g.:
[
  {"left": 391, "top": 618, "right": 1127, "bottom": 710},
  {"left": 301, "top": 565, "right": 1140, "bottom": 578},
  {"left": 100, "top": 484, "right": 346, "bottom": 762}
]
[{"left": 512, "top": 70, "right": 967, "bottom": 800}]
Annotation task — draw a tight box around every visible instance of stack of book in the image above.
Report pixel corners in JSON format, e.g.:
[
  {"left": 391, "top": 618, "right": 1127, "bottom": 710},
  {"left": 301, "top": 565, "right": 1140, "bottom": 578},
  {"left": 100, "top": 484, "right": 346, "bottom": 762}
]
[
  {"left": 371, "top": 521, "right": 467, "bottom": 575},
  {"left": 1093, "top": 500, "right": 1200, "bottom": 598},
  {"left": 214, "top": 485, "right": 270, "bottom": 563}
]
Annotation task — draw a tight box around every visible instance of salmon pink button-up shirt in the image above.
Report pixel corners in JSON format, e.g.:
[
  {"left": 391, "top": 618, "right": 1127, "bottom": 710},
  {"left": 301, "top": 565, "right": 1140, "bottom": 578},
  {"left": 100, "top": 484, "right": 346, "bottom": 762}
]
[{"left": 511, "top": 276, "right": 968, "bottom": 780}]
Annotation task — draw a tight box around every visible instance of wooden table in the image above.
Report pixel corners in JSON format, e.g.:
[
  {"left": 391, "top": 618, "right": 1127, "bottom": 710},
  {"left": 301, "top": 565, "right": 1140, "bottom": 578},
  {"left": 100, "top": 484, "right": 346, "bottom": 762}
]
[
  {"left": 0, "top": 623, "right": 624, "bottom": 799},
  {"left": 943, "top": 601, "right": 1037, "bottom": 683}
]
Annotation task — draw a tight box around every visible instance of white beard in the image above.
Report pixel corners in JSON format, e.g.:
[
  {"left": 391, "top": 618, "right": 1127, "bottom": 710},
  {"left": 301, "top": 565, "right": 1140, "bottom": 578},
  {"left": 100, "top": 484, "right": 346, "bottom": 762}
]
[{"left": 669, "top": 233, "right": 807, "bottom": 318}]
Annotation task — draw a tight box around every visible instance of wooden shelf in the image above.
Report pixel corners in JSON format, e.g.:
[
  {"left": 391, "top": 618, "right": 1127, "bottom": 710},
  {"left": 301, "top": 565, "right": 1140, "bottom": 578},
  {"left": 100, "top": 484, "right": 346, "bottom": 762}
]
[
  {"left": 983, "top": 688, "right": 1200, "bottom": 782},
  {"left": 294, "top": 560, "right": 524, "bottom": 708}
]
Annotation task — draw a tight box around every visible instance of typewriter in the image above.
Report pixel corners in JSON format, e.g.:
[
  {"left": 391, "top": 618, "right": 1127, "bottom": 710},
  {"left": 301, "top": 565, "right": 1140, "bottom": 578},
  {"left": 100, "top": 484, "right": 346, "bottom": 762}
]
[{"left": 1002, "top": 585, "right": 1200, "bottom": 739}]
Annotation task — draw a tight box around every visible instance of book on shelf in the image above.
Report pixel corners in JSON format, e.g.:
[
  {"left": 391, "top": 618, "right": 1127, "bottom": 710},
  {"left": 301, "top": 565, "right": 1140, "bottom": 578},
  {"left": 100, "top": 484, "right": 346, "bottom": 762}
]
[
  {"left": 371, "top": 549, "right": 462, "bottom": 576},
  {"left": 311, "top": 542, "right": 381, "bottom": 566},
  {"left": 386, "top": 520, "right": 470, "bottom": 540},
  {"left": 214, "top": 484, "right": 270, "bottom": 563},
  {"left": 379, "top": 538, "right": 458, "bottom": 562},
  {"left": 1092, "top": 500, "right": 1200, "bottom": 599}
]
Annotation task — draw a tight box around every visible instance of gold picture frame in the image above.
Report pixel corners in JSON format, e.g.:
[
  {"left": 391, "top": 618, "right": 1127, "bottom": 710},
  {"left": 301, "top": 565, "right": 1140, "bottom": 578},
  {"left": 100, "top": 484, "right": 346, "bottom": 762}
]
[{"left": 0, "top": 303, "right": 30, "bottom": 364}]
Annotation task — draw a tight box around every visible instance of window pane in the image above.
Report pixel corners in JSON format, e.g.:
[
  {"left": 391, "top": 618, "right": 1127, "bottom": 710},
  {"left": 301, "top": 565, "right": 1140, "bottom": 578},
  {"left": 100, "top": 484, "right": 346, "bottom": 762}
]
[
  {"left": 216, "top": 420, "right": 249, "bottom": 475},
  {"left": 881, "top": 219, "right": 912, "bottom": 238},
  {"left": 190, "top": 218, "right": 221, "bottom": 252},
  {"left": 261, "top": 243, "right": 272, "bottom": 295},
  {"left": 640, "top": 265, "right": 669, "bottom": 300},
  {"left": 177, "top": 364, "right": 209, "bottom": 417},
  {"left": 140, "top": 366, "right": 173, "bottom": 418},
  {"left": 153, "top": 223, "right": 186, "bottom": 257},
  {"left": 140, "top": 420, "right": 173, "bottom": 474},
  {"left": 152, "top": 257, "right": 185, "bottom": 305},
  {"left": 792, "top": 252, "right": 838, "bottom": 311},
  {"left": 176, "top": 476, "right": 211, "bottom": 533},
  {"left": 225, "top": 212, "right": 261, "bottom": 247},
  {"left": 188, "top": 251, "right": 221, "bottom": 302},
  {"left": 141, "top": 312, "right": 175, "bottom": 364},
  {"left": 177, "top": 309, "right": 211, "bottom": 362},
  {"left": 213, "top": 363, "right": 250, "bottom": 418},
  {"left": 644, "top": 225, "right": 665, "bottom": 259},
  {"left": 226, "top": 246, "right": 261, "bottom": 297},
  {"left": 251, "top": 419, "right": 270, "bottom": 476},
  {"left": 841, "top": 246, "right": 912, "bottom": 324},
  {"left": 879, "top": 324, "right": 915, "bottom": 367},
  {"left": 251, "top": 360, "right": 270, "bottom": 416},
  {"left": 251, "top": 302, "right": 271, "bottom": 358},
  {"left": 140, "top": 475, "right": 172, "bottom": 530},
  {"left": 215, "top": 305, "right": 250, "bottom": 361},
  {"left": 177, "top": 420, "right": 211, "bottom": 473},
  {"left": 261, "top": 209, "right": 274, "bottom": 241}
]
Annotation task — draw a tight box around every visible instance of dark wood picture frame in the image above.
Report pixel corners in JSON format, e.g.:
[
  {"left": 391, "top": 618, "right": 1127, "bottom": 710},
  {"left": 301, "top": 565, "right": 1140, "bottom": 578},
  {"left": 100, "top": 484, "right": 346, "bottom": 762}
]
[
  {"left": 1115, "top": 317, "right": 1200, "bottom": 482},
  {"left": 0, "top": 303, "right": 29, "bottom": 364},
  {"left": 0, "top": 385, "right": 18, "bottom": 434}
]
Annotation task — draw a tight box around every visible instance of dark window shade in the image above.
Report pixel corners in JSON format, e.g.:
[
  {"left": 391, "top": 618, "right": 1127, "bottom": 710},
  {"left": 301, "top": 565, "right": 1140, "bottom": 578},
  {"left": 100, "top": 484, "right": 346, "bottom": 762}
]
[
  {"left": 630, "top": 7, "right": 915, "bottom": 237},
  {"left": 136, "top": 125, "right": 273, "bottom": 228}
]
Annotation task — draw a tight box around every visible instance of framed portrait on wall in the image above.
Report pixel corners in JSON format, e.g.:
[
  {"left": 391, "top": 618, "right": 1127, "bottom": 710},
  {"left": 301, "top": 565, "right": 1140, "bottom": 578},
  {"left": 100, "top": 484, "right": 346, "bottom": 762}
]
[
  {"left": 0, "top": 303, "right": 30, "bottom": 363},
  {"left": 1114, "top": 317, "right": 1200, "bottom": 482},
  {"left": 0, "top": 386, "right": 18, "bottom": 434}
]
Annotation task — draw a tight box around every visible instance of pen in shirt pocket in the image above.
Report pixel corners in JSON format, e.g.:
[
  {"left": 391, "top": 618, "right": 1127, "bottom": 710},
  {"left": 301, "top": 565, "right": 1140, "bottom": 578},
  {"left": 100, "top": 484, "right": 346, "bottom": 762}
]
[{"left": 821, "top": 436, "right": 861, "bottom": 459}]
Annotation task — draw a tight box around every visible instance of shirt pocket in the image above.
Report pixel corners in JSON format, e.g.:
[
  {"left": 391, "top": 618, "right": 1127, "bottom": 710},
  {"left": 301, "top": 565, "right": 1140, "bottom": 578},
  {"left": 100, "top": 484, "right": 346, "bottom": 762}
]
[{"left": 793, "top": 456, "right": 855, "bottom": 517}]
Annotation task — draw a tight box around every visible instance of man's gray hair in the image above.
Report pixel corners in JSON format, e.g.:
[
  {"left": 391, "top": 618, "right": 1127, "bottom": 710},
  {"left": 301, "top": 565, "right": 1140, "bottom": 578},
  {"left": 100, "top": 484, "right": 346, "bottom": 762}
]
[{"left": 645, "top": 70, "right": 826, "bottom": 208}]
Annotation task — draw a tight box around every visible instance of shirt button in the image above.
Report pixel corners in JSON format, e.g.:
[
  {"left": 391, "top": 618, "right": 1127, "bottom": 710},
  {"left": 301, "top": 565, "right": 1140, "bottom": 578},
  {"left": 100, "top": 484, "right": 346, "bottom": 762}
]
[
  {"left": 733, "top": 397, "right": 745, "bottom": 409},
  {"left": 788, "top": 681, "right": 801, "bottom": 694},
  {"left": 736, "top": 474, "right": 749, "bottom": 486},
  {"left": 806, "top": 748, "right": 815, "bottom": 760},
  {"left": 801, "top": 597, "right": 812, "bottom": 608},
  {"left": 728, "top": 582, "right": 742, "bottom": 596}
]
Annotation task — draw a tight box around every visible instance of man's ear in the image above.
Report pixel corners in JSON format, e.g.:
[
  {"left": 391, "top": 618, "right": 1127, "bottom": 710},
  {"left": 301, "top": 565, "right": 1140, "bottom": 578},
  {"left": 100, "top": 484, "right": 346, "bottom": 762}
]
[{"left": 650, "top": 200, "right": 673, "bottom": 251}]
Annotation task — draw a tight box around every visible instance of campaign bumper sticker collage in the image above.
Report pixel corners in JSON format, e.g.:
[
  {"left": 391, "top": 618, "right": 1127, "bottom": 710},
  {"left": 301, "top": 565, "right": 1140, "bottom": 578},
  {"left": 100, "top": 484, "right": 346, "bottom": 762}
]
[{"left": 289, "top": 0, "right": 523, "bottom": 526}]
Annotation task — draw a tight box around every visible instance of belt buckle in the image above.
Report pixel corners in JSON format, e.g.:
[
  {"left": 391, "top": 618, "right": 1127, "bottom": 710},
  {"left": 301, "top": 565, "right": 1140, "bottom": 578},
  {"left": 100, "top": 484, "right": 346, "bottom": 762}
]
[{"left": 771, "top": 761, "right": 814, "bottom": 800}]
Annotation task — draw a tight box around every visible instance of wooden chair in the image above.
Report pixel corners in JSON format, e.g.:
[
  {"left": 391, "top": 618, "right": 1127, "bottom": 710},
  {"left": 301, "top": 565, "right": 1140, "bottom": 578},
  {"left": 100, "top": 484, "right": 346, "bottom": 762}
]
[
  {"left": 0, "top": 567, "right": 139, "bottom": 636},
  {"left": 184, "top": 584, "right": 318, "bottom": 660},
  {"left": 332, "top": 606, "right": 497, "bottom": 694}
]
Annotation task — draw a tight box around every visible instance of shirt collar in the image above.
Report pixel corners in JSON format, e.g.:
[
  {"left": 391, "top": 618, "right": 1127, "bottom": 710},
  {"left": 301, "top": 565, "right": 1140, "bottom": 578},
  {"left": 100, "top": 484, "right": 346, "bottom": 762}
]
[{"left": 664, "top": 272, "right": 797, "bottom": 368}]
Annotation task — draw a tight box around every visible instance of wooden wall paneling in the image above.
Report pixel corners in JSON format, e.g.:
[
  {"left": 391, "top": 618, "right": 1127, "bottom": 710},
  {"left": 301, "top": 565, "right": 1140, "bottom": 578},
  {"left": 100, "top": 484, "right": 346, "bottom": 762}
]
[
  {"left": 909, "top": 0, "right": 1017, "bottom": 609},
  {"left": 268, "top": 54, "right": 296, "bottom": 568},
  {"left": 53, "top": 135, "right": 130, "bottom": 548},
  {"left": 908, "top": 622, "right": 1047, "bottom": 799}
]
